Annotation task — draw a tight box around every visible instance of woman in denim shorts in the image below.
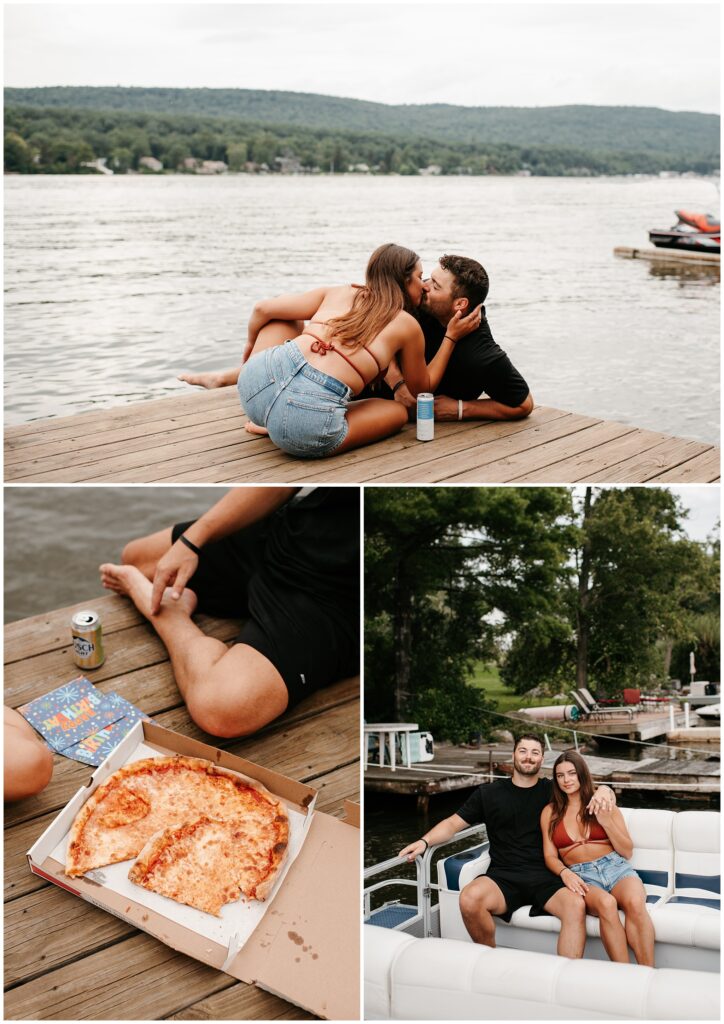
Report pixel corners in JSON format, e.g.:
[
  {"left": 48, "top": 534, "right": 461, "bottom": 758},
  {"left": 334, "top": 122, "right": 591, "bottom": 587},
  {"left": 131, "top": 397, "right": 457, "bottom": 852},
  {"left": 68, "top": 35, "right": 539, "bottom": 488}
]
[
  {"left": 236, "top": 243, "right": 482, "bottom": 458},
  {"left": 540, "top": 750, "right": 655, "bottom": 966}
]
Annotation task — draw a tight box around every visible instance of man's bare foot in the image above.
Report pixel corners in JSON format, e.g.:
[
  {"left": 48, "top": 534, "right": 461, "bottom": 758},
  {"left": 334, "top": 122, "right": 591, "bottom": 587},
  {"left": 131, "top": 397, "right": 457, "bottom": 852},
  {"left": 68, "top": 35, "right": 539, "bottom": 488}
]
[
  {"left": 100, "top": 563, "right": 198, "bottom": 619},
  {"left": 178, "top": 368, "right": 238, "bottom": 389},
  {"left": 244, "top": 421, "right": 269, "bottom": 436}
]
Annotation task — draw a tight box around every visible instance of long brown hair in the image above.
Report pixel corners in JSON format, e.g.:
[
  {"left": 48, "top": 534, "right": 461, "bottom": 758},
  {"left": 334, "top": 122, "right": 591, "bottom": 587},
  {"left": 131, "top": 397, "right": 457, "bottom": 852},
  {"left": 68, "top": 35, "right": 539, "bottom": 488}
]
[
  {"left": 326, "top": 243, "right": 419, "bottom": 350},
  {"left": 548, "top": 750, "right": 597, "bottom": 839}
]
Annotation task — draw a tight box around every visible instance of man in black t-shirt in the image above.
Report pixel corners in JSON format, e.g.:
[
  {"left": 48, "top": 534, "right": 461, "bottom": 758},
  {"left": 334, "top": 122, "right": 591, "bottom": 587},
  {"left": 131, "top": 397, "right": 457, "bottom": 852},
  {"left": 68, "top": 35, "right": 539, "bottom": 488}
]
[
  {"left": 98, "top": 487, "right": 359, "bottom": 738},
  {"left": 400, "top": 733, "right": 614, "bottom": 957},
  {"left": 383, "top": 254, "right": 533, "bottom": 422}
]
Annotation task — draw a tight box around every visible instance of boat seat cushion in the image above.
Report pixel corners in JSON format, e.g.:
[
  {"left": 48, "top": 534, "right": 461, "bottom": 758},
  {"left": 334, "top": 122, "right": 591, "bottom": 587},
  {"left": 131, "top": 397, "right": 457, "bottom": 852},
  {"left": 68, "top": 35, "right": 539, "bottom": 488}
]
[
  {"left": 366, "top": 932, "right": 721, "bottom": 1020},
  {"left": 670, "top": 810, "right": 720, "bottom": 899},
  {"left": 364, "top": 925, "right": 417, "bottom": 1020}
]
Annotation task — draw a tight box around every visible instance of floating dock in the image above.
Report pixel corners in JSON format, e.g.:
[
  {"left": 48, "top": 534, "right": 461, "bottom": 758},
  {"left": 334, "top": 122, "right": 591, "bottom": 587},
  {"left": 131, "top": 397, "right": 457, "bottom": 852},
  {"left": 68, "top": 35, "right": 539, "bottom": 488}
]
[
  {"left": 614, "top": 246, "right": 720, "bottom": 267},
  {"left": 365, "top": 738, "right": 720, "bottom": 809},
  {"left": 5, "top": 390, "right": 720, "bottom": 484},
  {"left": 4, "top": 593, "right": 359, "bottom": 1020}
]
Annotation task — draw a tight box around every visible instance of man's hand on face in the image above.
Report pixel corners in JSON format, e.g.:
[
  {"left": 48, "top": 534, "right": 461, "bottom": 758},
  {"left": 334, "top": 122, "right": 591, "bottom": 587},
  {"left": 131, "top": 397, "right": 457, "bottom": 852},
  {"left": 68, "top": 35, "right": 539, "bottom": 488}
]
[
  {"left": 433, "top": 395, "right": 461, "bottom": 421},
  {"left": 393, "top": 382, "right": 417, "bottom": 421}
]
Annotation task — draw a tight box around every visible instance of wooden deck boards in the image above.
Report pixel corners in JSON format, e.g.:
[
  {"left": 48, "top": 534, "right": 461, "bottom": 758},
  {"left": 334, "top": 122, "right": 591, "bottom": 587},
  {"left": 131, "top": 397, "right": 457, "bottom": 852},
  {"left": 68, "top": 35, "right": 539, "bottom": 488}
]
[
  {"left": 4, "top": 594, "right": 359, "bottom": 1020},
  {"left": 5, "top": 389, "right": 719, "bottom": 483}
]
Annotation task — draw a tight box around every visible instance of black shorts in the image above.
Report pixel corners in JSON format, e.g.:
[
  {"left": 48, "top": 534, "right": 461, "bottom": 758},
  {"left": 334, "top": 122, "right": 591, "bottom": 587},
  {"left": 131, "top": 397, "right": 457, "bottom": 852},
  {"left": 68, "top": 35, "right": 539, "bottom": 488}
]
[
  {"left": 171, "top": 519, "right": 358, "bottom": 707},
  {"left": 485, "top": 866, "right": 564, "bottom": 921},
  {"left": 478, "top": 355, "right": 530, "bottom": 408}
]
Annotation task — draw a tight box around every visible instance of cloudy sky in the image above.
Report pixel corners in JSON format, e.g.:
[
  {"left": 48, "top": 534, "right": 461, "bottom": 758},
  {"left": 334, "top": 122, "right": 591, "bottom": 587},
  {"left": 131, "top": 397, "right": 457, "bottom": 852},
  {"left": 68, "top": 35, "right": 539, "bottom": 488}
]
[{"left": 4, "top": 1, "right": 720, "bottom": 112}]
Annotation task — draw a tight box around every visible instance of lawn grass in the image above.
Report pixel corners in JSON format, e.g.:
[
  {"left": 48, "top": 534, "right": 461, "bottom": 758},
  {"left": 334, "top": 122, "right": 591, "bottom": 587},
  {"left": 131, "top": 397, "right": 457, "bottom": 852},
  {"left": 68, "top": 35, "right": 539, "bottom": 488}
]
[{"left": 468, "top": 662, "right": 524, "bottom": 714}]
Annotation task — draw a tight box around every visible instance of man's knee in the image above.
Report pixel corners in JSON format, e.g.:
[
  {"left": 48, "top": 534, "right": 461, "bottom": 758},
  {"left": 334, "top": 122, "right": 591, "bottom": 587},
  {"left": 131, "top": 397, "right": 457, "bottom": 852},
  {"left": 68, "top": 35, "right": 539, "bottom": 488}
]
[
  {"left": 507, "top": 392, "right": 534, "bottom": 420},
  {"left": 121, "top": 536, "right": 147, "bottom": 567},
  {"left": 8, "top": 740, "right": 54, "bottom": 801},
  {"left": 184, "top": 656, "right": 289, "bottom": 739},
  {"left": 460, "top": 880, "right": 499, "bottom": 919},
  {"left": 555, "top": 889, "right": 586, "bottom": 921}
]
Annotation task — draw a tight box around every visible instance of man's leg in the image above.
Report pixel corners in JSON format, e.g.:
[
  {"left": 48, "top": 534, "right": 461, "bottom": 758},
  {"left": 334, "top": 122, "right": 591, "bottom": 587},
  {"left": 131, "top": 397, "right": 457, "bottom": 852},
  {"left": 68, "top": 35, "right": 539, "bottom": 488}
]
[
  {"left": 4, "top": 707, "right": 54, "bottom": 802},
  {"left": 458, "top": 876, "right": 507, "bottom": 947},
  {"left": 121, "top": 527, "right": 174, "bottom": 580},
  {"left": 544, "top": 886, "right": 587, "bottom": 958},
  {"left": 100, "top": 563, "right": 289, "bottom": 737},
  {"left": 611, "top": 877, "right": 655, "bottom": 966},
  {"left": 179, "top": 320, "right": 303, "bottom": 389}
]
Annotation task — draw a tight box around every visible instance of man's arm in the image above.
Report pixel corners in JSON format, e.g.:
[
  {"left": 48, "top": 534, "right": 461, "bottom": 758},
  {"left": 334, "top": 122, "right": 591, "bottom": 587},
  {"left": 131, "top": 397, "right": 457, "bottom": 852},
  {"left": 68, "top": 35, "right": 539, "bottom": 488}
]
[
  {"left": 150, "top": 488, "right": 297, "bottom": 613},
  {"left": 399, "top": 813, "right": 469, "bottom": 862}
]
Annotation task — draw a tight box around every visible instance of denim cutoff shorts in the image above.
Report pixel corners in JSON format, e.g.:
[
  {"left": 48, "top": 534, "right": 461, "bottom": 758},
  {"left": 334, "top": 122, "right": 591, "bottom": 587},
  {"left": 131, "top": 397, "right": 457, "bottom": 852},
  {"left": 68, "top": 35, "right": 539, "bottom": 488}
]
[
  {"left": 568, "top": 851, "right": 640, "bottom": 893},
  {"left": 237, "top": 340, "right": 352, "bottom": 458}
]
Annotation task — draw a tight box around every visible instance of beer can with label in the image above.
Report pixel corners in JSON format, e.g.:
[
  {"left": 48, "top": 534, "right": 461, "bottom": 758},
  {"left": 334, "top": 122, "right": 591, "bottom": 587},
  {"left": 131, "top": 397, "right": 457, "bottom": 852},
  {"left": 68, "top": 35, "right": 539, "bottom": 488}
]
[
  {"left": 71, "top": 610, "right": 105, "bottom": 669},
  {"left": 416, "top": 392, "right": 434, "bottom": 441}
]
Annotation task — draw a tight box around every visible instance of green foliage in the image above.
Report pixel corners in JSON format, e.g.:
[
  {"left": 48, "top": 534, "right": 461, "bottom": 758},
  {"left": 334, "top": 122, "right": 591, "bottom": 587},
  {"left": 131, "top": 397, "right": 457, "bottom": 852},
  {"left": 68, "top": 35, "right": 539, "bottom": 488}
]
[
  {"left": 4, "top": 91, "right": 719, "bottom": 176},
  {"left": 409, "top": 680, "right": 495, "bottom": 747},
  {"left": 5, "top": 86, "right": 720, "bottom": 161}
]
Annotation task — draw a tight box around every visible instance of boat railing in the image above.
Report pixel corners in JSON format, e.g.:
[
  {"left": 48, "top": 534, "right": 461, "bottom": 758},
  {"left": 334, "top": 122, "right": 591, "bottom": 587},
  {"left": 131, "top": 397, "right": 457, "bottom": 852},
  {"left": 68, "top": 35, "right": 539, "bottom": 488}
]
[{"left": 364, "top": 825, "right": 487, "bottom": 937}]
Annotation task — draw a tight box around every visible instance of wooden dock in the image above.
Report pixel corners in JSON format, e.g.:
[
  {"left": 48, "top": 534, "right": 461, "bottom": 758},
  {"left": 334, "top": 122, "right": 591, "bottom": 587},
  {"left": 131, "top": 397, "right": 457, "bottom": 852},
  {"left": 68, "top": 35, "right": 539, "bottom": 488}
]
[
  {"left": 365, "top": 740, "right": 720, "bottom": 808},
  {"left": 615, "top": 246, "right": 721, "bottom": 267},
  {"left": 4, "top": 389, "right": 720, "bottom": 484},
  {"left": 4, "top": 594, "right": 359, "bottom": 1021}
]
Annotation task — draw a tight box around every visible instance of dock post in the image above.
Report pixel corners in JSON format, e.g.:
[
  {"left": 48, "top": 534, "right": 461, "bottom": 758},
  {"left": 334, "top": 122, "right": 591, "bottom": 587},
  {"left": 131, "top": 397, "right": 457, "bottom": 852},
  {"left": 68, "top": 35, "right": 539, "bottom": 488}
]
[
  {"left": 416, "top": 794, "right": 429, "bottom": 814},
  {"left": 669, "top": 705, "right": 675, "bottom": 731},
  {"left": 684, "top": 702, "right": 690, "bottom": 728},
  {"left": 544, "top": 732, "right": 552, "bottom": 751},
  {"left": 573, "top": 731, "right": 579, "bottom": 751}
]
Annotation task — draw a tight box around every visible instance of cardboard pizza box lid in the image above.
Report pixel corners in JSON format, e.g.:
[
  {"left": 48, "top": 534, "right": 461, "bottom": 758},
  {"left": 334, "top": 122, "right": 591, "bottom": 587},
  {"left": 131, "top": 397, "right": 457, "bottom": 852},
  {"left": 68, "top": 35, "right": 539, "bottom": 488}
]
[{"left": 230, "top": 809, "right": 360, "bottom": 1020}]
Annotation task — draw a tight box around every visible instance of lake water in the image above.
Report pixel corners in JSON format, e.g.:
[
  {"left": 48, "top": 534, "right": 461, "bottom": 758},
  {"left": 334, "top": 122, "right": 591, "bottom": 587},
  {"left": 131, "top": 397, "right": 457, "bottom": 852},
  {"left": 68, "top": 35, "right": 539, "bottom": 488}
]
[
  {"left": 3, "top": 486, "right": 222, "bottom": 622},
  {"left": 4, "top": 174, "right": 720, "bottom": 443}
]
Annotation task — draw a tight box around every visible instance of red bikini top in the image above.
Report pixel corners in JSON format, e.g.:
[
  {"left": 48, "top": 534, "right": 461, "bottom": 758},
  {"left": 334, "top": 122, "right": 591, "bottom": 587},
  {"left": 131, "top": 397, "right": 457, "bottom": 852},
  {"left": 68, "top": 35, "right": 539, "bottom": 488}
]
[
  {"left": 552, "top": 817, "right": 610, "bottom": 851},
  {"left": 301, "top": 319, "right": 386, "bottom": 390}
]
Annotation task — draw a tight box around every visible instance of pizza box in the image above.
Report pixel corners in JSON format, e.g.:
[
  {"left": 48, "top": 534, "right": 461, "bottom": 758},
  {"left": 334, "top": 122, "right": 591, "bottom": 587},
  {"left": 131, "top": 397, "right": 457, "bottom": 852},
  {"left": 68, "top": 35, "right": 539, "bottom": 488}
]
[{"left": 27, "top": 720, "right": 360, "bottom": 1020}]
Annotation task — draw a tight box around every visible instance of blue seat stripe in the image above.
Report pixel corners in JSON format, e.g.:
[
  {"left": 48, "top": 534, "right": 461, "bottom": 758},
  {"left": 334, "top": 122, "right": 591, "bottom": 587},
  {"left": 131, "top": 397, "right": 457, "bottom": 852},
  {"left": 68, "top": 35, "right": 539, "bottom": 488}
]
[
  {"left": 645, "top": 895, "right": 661, "bottom": 904},
  {"left": 636, "top": 869, "right": 669, "bottom": 888},
  {"left": 668, "top": 896, "right": 720, "bottom": 910},
  {"left": 443, "top": 845, "right": 487, "bottom": 890},
  {"left": 675, "top": 872, "right": 720, "bottom": 894}
]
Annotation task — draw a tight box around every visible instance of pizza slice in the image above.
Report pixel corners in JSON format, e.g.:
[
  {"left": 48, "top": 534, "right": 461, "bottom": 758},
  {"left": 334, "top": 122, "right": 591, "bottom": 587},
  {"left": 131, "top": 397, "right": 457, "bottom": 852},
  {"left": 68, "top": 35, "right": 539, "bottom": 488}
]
[{"left": 128, "top": 815, "right": 289, "bottom": 916}]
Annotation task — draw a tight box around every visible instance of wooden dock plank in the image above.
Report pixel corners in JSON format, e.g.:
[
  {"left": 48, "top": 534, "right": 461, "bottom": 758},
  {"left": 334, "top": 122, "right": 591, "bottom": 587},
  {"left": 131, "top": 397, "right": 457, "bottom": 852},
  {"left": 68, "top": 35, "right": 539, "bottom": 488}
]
[
  {"left": 643, "top": 447, "right": 721, "bottom": 483},
  {"left": 590, "top": 437, "right": 716, "bottom": 483},
  {"left": 5, "top": 593, "right": 360, "bottom": 1020},
  {"left": 5, "top": 390, "right": 718, "bottom": 484},
  {"left": 3, "top": 932, "right": 236, "bottom": 1021},
  {"left": 441, "top": 419, "right": 651, "bottom": 483}
]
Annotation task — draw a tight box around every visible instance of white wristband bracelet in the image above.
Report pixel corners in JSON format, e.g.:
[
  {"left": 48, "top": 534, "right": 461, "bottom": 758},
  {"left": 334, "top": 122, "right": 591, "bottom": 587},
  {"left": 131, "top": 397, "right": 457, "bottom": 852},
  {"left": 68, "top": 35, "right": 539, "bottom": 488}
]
[{"left": 458, "top": 400, "right": 463, "bottom": 421}]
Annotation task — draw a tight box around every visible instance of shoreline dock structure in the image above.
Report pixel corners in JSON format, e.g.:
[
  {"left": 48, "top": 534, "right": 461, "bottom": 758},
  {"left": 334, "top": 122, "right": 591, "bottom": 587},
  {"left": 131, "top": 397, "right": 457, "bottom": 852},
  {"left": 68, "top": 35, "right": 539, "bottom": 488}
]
[
  {"left": 614, "top": 246, "right": 721, "bottom": 268},
  {"left": 365, "top": 708, "right": 721, "bottom": 810},
  {"left": 4, "top": 593, "right": 359, "bottom": 1020},
  {"left": 5, "top": 388, "right": 720, "bottom": 484}
]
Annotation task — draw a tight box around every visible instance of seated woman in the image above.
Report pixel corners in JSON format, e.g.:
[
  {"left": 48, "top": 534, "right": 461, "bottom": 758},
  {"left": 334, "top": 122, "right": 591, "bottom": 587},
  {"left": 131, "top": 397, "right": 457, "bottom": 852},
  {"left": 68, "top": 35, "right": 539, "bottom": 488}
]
[
  {"left": 182, "top": 243, "right": 481, "bottom": 458},
  {"left": 540, "top": 749, "right": 655, "bottom": 966},
  {"left": 4, "top": 706, "right": 54, "bottom": 802}
]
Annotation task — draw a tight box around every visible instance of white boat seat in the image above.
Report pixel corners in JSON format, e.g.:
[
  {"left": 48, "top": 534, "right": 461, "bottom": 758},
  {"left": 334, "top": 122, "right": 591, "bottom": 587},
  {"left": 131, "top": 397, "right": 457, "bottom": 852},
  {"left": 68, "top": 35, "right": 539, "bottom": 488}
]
[{"left": 364, "top": 927, "right": 721, "bottom": 1020}]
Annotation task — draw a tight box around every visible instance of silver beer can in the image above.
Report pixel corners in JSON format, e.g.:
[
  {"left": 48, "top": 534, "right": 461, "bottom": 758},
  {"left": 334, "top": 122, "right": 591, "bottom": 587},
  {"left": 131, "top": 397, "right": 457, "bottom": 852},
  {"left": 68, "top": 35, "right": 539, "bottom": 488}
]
[
  {"left": 416, "top": 392, "right": 434, "bottom": 441},
  {"left": 71, "top": 610, "right": 106, "bottom": 669}
]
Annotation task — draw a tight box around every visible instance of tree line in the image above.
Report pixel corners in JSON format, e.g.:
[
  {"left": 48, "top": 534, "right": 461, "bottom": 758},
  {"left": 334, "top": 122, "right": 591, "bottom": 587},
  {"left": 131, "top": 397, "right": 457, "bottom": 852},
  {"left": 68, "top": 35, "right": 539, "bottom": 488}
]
[
  {"left": 6, "top": 86, "right": 720, "bottom": 160},
  {"left": 5, "top": 104, "right": 719, "bottom": 177},
  {"left": 365, "top": 487, "right": 719, "bottom": 743}
]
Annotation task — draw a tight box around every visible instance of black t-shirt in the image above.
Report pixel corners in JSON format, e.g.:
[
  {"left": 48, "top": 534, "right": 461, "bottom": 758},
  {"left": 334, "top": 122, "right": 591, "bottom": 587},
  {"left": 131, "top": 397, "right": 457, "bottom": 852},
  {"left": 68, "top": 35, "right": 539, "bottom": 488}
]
[
  {"left": 422, "top": 313, "right": 530, "bottom": 405},
  {"left": 457, "top": 777, "right": 552, "bottom": 874}
]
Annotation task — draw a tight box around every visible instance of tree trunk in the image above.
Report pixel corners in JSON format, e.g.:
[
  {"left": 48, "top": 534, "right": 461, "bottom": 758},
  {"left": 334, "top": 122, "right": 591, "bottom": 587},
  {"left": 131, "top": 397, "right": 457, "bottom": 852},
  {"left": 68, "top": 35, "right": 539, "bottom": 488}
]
[
  {"left": 393, "top": 567, "right": 413, "bottom": 719},
  {"left": 576, "top": 487, "right": 593, "bottom": 691}
]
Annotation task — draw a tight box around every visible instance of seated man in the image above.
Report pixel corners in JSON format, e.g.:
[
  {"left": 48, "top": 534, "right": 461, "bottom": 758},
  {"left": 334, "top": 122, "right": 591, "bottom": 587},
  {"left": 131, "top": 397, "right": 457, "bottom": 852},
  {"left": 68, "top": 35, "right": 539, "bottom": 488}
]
[
  {"left": 378, "top": 254, "right": 533, "bottom": 422},
  {"left": 4, "top": 706, "right": 54, "bottom": 802},
  {"left": 99, "top": 487, "right": 359, "bottom": 738}
]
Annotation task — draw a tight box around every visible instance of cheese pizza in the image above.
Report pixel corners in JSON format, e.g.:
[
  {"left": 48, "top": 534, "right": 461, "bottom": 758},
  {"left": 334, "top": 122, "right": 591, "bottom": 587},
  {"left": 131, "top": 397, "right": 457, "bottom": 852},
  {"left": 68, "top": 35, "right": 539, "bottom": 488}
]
[
  {"left": 65, "top": 755, "right": 289, "bottom": 883},
  {"left": 128, "top": 814, "right": 288, "bottom": 915}
]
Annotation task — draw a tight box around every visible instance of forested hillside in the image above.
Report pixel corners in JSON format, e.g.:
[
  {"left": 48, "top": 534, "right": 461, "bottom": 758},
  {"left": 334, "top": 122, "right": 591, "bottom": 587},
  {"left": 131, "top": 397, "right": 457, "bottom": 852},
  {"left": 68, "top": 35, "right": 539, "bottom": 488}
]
[{"left": 5, "top": 86, "right": 719, "bottom": 176}]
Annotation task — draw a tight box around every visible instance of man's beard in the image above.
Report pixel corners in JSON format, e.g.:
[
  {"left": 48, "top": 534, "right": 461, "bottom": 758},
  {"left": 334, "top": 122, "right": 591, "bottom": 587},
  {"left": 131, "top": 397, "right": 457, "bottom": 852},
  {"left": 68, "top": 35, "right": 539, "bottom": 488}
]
[{"left": 514, "top": 759, "right": 540, "bottom": 776}]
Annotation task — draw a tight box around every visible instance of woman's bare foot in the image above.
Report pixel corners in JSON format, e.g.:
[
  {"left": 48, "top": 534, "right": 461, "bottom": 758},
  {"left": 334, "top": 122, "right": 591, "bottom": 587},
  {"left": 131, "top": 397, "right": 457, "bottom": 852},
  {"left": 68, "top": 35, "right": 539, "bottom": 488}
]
[
  {"left": 244, "top": 421, "right": 269, "bottom": 436},
  {"left": 178, "top": 367, "right": 239, "bottom": 389},
  {"left": 100, "top": 563, "right": 198, "bottom": 619}
]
